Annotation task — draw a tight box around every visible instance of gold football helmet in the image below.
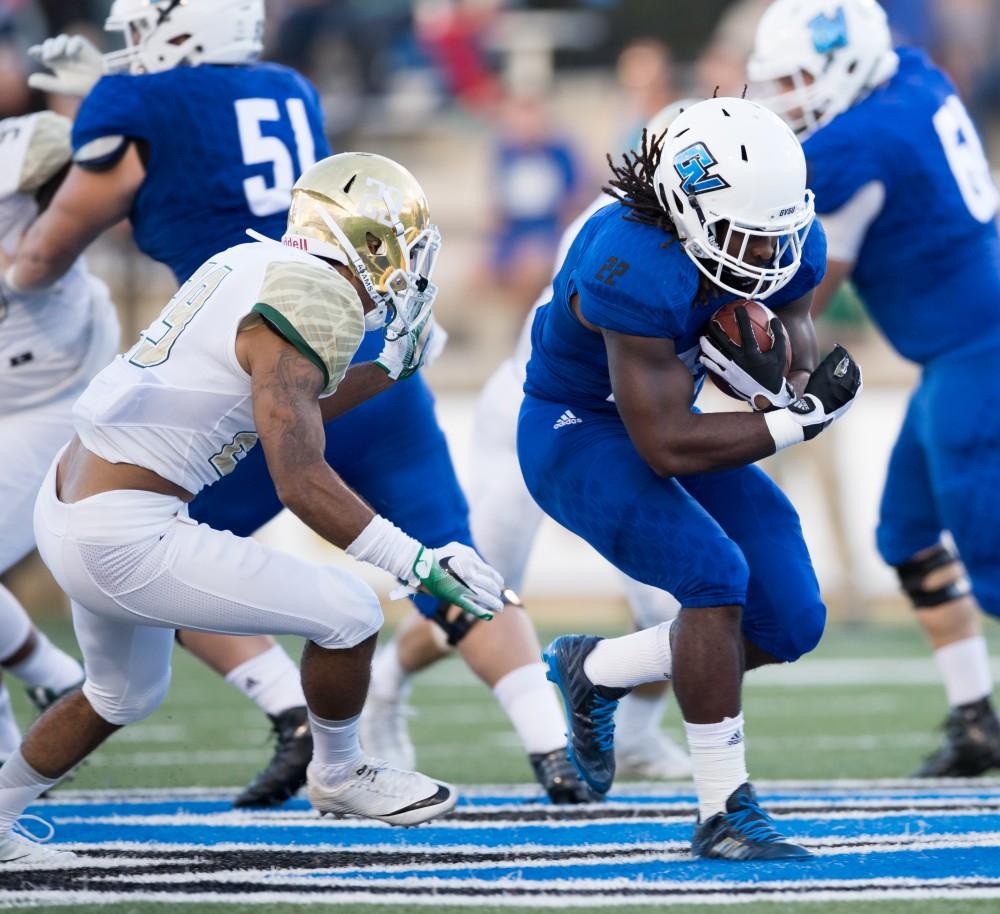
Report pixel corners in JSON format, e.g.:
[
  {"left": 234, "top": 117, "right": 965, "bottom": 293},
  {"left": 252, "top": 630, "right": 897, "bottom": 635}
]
[{"left": 283, "top": 152, "right": 441, "bottom": 331}]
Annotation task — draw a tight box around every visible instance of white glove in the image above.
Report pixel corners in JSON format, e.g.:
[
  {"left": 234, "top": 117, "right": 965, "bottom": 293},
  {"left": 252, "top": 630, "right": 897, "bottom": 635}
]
[
  {"left": 764, "top": 345, "right": 863, "bottom": 451},
  {"left": 405, "top": 542, "right": 505, "bottom": 621},
  {"left": 346, "top": 517, "right": 504, "bottom": 620},
  {"left": 375, "top": 311, "right": 447, "bottom": 380},
  {"left": 28, "top": 35, "right": 104, "bottom": 97}
]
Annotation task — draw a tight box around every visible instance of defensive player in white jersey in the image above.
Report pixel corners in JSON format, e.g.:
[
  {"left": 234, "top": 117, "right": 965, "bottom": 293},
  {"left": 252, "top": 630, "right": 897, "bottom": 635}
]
[
  {"left": 0, "top": 152, "right": 505, "bottom": 865},
  {"left": 363, "top": 103, "right": 697, "bottom": 781},
  {"left": 0, "top": 112, "right": 120, "bottom": 763}
]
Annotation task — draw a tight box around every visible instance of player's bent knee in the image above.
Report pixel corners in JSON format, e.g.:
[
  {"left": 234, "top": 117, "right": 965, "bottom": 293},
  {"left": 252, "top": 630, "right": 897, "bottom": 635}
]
[
  {"left": 82, "top": 674, "right": 171, "bottom": 726},
  {"left": 311, "top": 570, "right": 384, "bottom": 650},
  {"left": 786, "top": 602, "right": 826, "bottom": 661},
  {"left": 894, "top": 543, "right": 970, "bottom": 609},
  {"left": 675, "top": 538, "right": 749, "bottom": 608}
]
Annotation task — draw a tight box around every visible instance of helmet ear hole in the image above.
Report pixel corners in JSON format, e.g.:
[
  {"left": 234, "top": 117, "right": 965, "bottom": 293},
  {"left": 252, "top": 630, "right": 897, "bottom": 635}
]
[
  {"left": 671, "top": 191, "right": 684, "bottom": 213},
  {"left": 366, "top": 232, "right": 383, "bottom": 255}
]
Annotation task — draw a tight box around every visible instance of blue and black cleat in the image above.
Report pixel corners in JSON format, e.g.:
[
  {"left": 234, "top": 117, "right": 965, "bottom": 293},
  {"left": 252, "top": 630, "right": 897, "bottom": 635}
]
[
  {"left": 691, "top": 782, "right": 812, "bottom": 860},
  {"left": 542, "top": 635, "right": 629, "bottom": 796}
]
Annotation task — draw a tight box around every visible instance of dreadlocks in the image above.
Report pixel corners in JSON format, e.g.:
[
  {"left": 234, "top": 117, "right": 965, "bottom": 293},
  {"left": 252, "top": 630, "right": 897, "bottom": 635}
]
[{"left": 602, "top": 128, "right": 678, "bottom": 245}]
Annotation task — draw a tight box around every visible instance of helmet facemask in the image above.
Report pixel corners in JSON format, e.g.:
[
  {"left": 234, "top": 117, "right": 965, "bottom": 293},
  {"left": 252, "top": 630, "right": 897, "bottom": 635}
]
[
  {"left": 103, "top": 0, "right": 264, "bottom": 75},
  {"left": 681, "top": 192, "right": 816, "bottom": 298},
  {"left": 313, "top": 198, "right": 441, "bottom": 334}
]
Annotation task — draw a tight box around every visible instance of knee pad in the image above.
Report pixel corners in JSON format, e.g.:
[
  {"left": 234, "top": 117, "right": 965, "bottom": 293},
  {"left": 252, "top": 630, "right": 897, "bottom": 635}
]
[
  {"left": 83, "top": 672, "right": 171, "bottom": 726},
  {"left": 895, "top": 543, "right": 971, "bottom": 609}
]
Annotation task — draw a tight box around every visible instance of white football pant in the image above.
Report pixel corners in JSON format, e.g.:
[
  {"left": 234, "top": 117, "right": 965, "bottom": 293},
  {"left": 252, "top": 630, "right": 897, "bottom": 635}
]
[{"left": 33, "top": 454, "right": 383, "bottom": 726}]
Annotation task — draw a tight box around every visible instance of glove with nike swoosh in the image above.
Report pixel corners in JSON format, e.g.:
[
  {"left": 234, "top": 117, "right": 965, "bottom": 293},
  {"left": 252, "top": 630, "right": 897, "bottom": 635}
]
[
  {"left": 346, "top": 517, "right": 504, "bottom": 620},
  {"left": 404, "top": 542, "right": 504, "bottom": 620}
]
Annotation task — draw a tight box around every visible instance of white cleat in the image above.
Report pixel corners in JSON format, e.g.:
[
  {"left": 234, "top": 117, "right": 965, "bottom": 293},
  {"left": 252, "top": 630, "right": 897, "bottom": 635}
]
[
  {"left": 359, "top": 693, "right": 417, "bottom": 771},
  {"left": 307, "top": 757, "right": 457, "bottom": 827},
  {"left": 0, "top": 818, "right": 77, "bottom": 865},
  {"left": 616, "top": 730, "right": 693, "bottom": 780}
]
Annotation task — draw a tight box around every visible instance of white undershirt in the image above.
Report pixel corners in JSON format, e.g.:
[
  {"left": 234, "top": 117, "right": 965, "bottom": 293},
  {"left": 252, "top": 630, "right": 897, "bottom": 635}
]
[{"left": 818, "top": 180, "right": 886, "bottom": 264}]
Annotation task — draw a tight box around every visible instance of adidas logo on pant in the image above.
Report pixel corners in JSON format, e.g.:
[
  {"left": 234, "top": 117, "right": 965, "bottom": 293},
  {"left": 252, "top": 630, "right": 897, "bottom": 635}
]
[{"left": 553, "top": 410, "right": 582, "bottom": 430}]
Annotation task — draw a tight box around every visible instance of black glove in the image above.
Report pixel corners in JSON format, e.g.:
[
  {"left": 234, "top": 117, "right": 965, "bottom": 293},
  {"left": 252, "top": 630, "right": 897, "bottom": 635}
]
[{"left": 699, "top": 307, "right": 795, "bottom": 410}]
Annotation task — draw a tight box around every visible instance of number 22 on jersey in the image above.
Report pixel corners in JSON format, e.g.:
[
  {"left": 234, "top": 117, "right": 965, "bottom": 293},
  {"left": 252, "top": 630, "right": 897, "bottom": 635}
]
[{"left": 128, "top": 263, "right": 232, "bottom": 369}]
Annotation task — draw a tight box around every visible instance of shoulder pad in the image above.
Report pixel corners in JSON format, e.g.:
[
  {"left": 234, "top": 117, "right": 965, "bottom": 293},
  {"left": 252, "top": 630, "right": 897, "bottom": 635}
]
[{"left": 252, "top": 258, "right": 365, "bottom": 395}]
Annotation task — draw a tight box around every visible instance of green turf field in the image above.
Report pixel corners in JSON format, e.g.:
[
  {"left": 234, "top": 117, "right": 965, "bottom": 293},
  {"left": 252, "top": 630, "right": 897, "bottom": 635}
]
[
  {"left": 6, "top": 617, "right": 999, "bottom": 913},
  {"left": 12, "top": 618, "right": 998, "bottom": 791}
]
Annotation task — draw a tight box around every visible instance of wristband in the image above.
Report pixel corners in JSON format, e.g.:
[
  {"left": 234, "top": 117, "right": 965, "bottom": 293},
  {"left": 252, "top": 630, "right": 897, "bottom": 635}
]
[
  {"left": 764, "top": 408, "right": 805, "bottom": 453},
  {"left": 3, "top": 265, "right": 26, "bottom": 294},
  {"left": 345, "top": 514, "right": 423, "bottom": 582}
]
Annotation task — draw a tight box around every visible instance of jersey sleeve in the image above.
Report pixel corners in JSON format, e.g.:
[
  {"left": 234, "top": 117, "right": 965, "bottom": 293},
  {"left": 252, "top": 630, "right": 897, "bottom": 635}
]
[
  {"left": 804, "top": 123, "right": 884, "bottom": 215},
  {"left": 575, "top": 221, "right": 695, "bottom": 339},
  {"left": 72, "top": 74, "right": 153, "bottom": 170},
  {"left": 250, "top": 259, "right": 365, "bottom": 396},
  {"left": 768, "top": 218, "right": 828, "bottom": 309}
]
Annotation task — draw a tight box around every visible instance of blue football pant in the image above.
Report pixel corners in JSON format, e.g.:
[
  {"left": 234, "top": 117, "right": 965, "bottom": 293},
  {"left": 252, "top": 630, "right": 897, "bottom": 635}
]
[
  {"left": 517, "top": 396, "right": 825, "bottom": 662},
  {"left": 877, "top": 342, "right": 1000, "bottom": 617}
]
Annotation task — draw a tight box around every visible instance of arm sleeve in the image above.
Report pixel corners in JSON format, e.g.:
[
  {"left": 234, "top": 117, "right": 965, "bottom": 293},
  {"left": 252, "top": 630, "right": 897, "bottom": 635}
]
[
  {"left": 72, "top": 75, "right": 151, "bottom": 170},
  {"left": 249, "top": 260, "right": 366, "bottom": 396},
  {"left": 818, "top": 180, "right": 885, "bottom": 263}
]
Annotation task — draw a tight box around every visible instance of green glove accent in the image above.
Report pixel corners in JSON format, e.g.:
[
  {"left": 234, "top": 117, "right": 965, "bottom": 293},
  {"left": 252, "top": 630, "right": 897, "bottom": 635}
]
[{"left": 411, "top": 547, "right": 495, "bottom": 620}]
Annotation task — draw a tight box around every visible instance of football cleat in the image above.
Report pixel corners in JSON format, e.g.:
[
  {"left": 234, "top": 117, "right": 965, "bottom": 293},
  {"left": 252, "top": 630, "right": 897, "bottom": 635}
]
[
  {"left": 26, "top": 680, "right": 83, "bottom": 714},
  {"left": 233, "top": 706, "right": 313, "bottom": 808},
  {"left": 911, "top": 696, "right": 1000, "bottom": 778},
  {"left": 359, "top": 690, "right": 416, "bottom": 771},
  {"left": 542, "top": 635, "right": 630, "bottom": 796},
  {"left": 0, "top": 817, "right": 76, "bottom": 865},
  {"left": 692, "top": 782, "right": 811, "bottom": 860},
  {"left": 530, "top": 748, "right": 599, "bottom": 804},
  {"left": 616, "top": 729, "right": 693, "bottom": 780},
  {"left": 307, "top": 757, "right": 456, "bottom": 826}
]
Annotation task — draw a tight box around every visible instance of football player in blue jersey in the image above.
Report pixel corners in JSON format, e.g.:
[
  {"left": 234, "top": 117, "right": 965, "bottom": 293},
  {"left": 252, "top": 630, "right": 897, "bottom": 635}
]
[
  {"left": 521, "top": 96, "right": 862, "bottom": 859},
  {"left": 750, "top": 0, "right": 1000, "bottom": 778},
  {"left": 11, "top": 0, "right": 587, "bottom": 806}
]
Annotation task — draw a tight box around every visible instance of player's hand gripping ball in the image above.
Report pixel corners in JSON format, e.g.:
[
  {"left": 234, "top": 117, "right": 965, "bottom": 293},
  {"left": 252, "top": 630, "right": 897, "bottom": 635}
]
[{"left": 699, "top": 300, "right": 795, "bottom": 411}]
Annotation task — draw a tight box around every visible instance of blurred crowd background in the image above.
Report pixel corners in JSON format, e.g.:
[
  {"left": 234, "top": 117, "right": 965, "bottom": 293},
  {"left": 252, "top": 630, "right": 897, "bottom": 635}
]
[{"left": 4, "top": 0, "right": 1000, "bottom": 625}]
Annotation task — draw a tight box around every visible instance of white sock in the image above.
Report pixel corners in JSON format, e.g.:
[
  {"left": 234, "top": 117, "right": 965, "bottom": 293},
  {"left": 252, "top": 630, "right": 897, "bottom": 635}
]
[
  {"left": 308, "top": 711, "right": 364, "bottom": 787},
  {"left": 615, "top": 691, "right": 666, "bottom": 750},
  {"left": 684, "top": 713, "right": 748, "bottom": 821},
  {"left": 0, "top": 686, "right": 21, "bottom": 759},
  {"left": 583, "top": 621, "right": 673, "bottom": 689},
  {"left": 934, "top": 636, "right": 994, "bottom": 708},
  {"left": 0, "top": 749, "right": 59, "bottom": 834},
  {"left": 0, "top": 585, "right": 32, "bottom": 660},
  {"left": 224, "top": 645, "right": 306, "bottom": 717},
  {"left": 5, "top": 631, "right": 82, "bottom": 694},
  {"left": 493, "top": 662, "right": 567, "bottom": 755},
  {"left": 369, "top": 642, "right": 413, "bottom": 704}
]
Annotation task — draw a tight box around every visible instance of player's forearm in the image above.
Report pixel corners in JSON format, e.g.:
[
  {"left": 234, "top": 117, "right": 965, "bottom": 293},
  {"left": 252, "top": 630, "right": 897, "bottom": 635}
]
[
  {"left": 318, "top": 362, "right": 395, "bottom": 423},
  {"left": 279, "top": 460, "right": 377, "bottom": 549},
  {"left": 8, "top": 226, "right": 79, "bottom": 291},
  {"left": 638, "top": 411, "right": 779, "bottom": 477}
]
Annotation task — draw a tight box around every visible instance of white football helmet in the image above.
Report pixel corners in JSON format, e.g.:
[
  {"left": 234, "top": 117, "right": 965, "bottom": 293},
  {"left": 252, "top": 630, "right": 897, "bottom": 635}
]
[
  {"left": 104, "top": 0, "right": 264, "bottom": 75},
  {"left": 645, "top": 98, "right": 700, "bottom": 147},
  {"left": 748, "top": 0, "right": 899, "bottom": 139},
  {"left": 653, "top": 97, "right": 815, "bottom": 299}
]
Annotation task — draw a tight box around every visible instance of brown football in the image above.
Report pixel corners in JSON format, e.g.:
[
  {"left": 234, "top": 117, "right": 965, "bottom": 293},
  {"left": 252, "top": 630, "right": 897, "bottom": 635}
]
[{"left": 706, "top": 300, "right": 793, "bottom": 410}]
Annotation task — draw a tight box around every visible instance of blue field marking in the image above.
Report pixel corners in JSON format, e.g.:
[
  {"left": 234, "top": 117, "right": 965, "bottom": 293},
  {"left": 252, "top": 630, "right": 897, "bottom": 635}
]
[{"left": 5, "top": 782, "right": 1000, "bottom": 907}]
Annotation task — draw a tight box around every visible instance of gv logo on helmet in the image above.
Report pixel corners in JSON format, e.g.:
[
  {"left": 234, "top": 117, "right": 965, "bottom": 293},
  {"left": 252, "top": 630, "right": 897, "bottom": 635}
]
[
  {"left": 809, "top": 7, "right": 848, "bottom": 54},
  {"left": 673, "top": 142, "right": 731, "bottom": 196}
]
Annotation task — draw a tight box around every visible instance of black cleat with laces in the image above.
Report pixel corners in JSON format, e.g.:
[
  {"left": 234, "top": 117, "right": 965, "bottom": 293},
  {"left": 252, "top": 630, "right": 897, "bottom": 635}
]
[
  {"left": 234, "top": 706, "right": 313, "bottom": 808},
  {"left": 542, "top": 635, "right": 629, "bottom": 796},
  {"left": 692, "top": 782, "right": 812, "bottom": 860},
  {"left": 530, "top": 748, "right": 600, "bottom": 804},
  {"left": 911, "top": 696, "right": 1000, "bottom": 778}
]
